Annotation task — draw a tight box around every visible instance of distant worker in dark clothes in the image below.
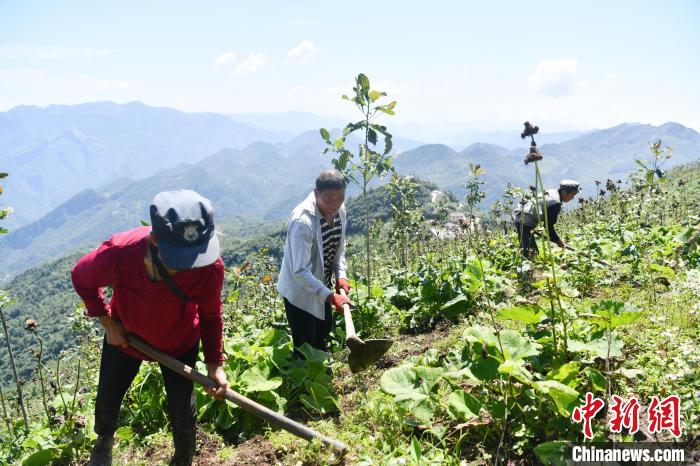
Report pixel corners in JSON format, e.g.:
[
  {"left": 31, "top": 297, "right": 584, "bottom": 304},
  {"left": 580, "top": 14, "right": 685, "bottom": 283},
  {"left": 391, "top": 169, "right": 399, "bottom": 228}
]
[
  {"left": 71, "top": 190, "right": 228, "bottom": 466},
  {"left": 514, "top": 180, "right": 580, "bottom": 258},
  {"left": 277, "top": 170, "right": 352, "bottom": 356}
]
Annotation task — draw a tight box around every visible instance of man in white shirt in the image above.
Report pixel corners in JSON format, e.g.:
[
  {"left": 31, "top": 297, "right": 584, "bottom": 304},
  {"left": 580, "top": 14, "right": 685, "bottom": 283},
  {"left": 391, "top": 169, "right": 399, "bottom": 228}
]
[{"left": 277, "top": 170, "right": 352, "bottom": 355}]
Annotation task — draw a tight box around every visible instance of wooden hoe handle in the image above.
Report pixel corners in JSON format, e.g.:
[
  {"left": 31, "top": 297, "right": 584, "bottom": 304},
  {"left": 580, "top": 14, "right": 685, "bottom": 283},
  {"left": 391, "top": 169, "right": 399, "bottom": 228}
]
[
  {"left": 127, "top": 333, "right": 348, "bottom": 454},
  {"left": 339, "top": 289, "right": 356, "bottom": 339}
]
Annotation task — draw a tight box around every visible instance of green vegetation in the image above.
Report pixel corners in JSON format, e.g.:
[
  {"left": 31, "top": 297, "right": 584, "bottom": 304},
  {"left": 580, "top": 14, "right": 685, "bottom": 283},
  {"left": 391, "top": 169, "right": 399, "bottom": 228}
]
[
  {"left": 0, "top": 142, "right": 698, "bottom": 464},
  {"left": 322, "top": 73, "right": 398, "bottom": 299}
]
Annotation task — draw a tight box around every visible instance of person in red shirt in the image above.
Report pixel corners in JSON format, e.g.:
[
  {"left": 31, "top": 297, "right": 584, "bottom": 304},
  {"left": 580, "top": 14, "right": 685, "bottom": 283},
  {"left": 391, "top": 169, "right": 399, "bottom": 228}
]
[{"left": 71, "top": 190, "right": 229, "bottom": 466}]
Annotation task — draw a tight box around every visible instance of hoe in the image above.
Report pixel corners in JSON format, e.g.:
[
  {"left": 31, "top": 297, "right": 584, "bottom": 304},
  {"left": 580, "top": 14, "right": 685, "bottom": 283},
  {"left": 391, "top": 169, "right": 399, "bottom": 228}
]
[
  {"left": 340, "top": 289, "right": 393, "bottom": 373},
  {"left": 127, "top": 334, "right": 348, "bottom": 454}
]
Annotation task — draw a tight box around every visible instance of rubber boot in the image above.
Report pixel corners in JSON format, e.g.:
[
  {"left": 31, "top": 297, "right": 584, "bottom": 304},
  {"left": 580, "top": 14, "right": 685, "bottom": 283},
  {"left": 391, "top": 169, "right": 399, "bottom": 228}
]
[
  {"left": 169, "top": 423, "right": 196, "bottom": 466},
  {"left": 88, "top": 435, "right": 115, "bottom": 466}
]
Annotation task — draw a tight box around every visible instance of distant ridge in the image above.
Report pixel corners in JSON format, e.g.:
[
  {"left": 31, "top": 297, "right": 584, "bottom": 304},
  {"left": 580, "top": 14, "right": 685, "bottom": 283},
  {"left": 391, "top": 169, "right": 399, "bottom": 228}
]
[
  {"left": 1, "top": 100, "right": 698, "bottom": 279},
  {"left": 0, "top": 101, "right": 277, "bottom": 227}
]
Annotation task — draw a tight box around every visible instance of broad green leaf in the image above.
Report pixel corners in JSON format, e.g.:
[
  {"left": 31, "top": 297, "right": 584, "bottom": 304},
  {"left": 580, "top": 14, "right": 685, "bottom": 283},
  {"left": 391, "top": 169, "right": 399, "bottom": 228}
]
[
  {"left": 337, "top": 151, "right": 350, "bottom": 170},
  {"left": 568, "top": 334, "right": 624, "bottom": 359},
  {"left": 226, "top": 288, "right": 240, "bottom": 304},
  {"left": 357, "top": 74, "right": 370, "bottom": 95},
  {"left": 384, "top": 134, "right": 393, "bottom": 155},
  {"left": 300, "top": 380, "right": 337, "bottom": 414},
  {"left": 297, "top": 343, "right": 329, "bottom": 363},
  {"left": 22, "top": 428, "right": 52, "bottom": 449},
  {"left": 464, "top": 261, "right": 484, "bottom": 281},
  {"left": 259, "top": 328, "right": 287, "bottom": 347},
  {"left": 499, "top": 330, "right": 540, "bottom": 360},
  {"left": 584, "top": 367, "right": 607, "bottom": 393},
  {"left": 370, "top": 123, "right": 387, "bottom": 135},
  {"left": 466, "top": 357, "right": 500, "bottom": 382},
  {"left": 588, "top": 300, "right": 644, "bottom": 329},
  {"left": 534, "top": 441, "right": 569, "bottom": 466},
  {"left": 240, "top": 366, "right": 282, "bottom": 392},
  {"left": 649, "top": 263, "right": 675, "bottom": 279},
  {"left": 115, "top": 426, "right": 134, "bottom": 441},
  {"left": 319, "top": 128, "right": 330, "bottom": 142},
  {"left": 21, "top": 448, "right": 60, "bottom": 466},
  {"left": 496, "top": 305, "right": 545, "bottom": 324},
  {"left": 217, "top": 404, "right": 235, "bottom": 429},
  {"left": 333, "top": 137, "right": 344, "bottom": 149},
  {"left": 368, "top": 128, "right": 378, "bottom": 145},
  {"left": 463, "top": 326, "right": 499, "bottom": 348},
  {"left": 448, "top": 390, "right": 483, "bottom": 421},
  {"left": 547, "top": 361, "right": 580, "bottom": 385},
  {"left": 380, "top": 365, "right": 427, "bottom": 402},
  {"left": 283, "top": 367, "right": 309, "bottom": 389},
  {"left": 410, "top": 397, "right": 438, "bottom": 423},
  {"left": 414, "top": 366, "right": 444, "bottom": 393},
  {"left": 498, "top": 359, "right": 533, "bottom": 383},
  {"left": 411, "top": 437, "right": 422, "bottom": 462},
  {"left": 255, "top": 390, "right": 287, "bottom": 413},
  {"left": 368, "top": 90, "right": 385, "bottom": 102},
  {"left": 440, "top": 295, "right": 469, "bottom": 318},
  {"left": 534, "top": 380, "right": 580, "bottom": 417}
]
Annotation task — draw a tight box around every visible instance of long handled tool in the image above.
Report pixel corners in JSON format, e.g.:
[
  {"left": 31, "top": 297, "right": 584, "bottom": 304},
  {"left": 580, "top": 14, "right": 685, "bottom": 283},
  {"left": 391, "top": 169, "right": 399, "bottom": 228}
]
[
  {"left": 341, "top": 289, "right": 393, "bottom": 373},
  {"left": 127, "top": 333, "right": 348, "bottom": 454}
]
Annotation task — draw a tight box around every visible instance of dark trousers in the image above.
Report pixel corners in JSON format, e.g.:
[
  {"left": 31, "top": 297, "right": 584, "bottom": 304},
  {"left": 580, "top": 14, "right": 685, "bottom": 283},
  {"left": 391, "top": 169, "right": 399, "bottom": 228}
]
[
  {"left": 283, "top": 298, "right": 333, "bottom": 355},
  {"left": 515, "top": 222, "right": 539, "bottom": 258},
  {"left": 94, "top": 338, "right": 198, "bottom": 440}
]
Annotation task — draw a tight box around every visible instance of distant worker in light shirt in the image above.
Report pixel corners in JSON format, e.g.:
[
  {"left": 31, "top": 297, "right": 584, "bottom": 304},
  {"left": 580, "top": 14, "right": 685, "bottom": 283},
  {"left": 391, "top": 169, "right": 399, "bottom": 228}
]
[
  {"left": 72, "top": 190, "right": 228, "bottom": 466},
  {"left": 514, "top": 180, "right": 580, "bottom": 258}
]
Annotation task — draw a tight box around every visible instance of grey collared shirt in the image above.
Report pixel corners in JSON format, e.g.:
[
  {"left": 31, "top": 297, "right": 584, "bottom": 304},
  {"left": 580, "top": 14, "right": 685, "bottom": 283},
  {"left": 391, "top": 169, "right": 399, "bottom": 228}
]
[{"left": 277, "top": 191, "right": 347, "bottom": 320}]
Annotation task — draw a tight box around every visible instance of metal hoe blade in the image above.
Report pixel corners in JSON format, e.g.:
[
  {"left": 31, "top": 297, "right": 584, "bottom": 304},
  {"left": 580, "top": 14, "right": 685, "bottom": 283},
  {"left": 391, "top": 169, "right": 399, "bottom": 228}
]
[
  {"left": 347, "top": 336, "right": 393, "bottom": 373},
  {"left": 342, "top": 289, "right": 393, "bottom": 373}
]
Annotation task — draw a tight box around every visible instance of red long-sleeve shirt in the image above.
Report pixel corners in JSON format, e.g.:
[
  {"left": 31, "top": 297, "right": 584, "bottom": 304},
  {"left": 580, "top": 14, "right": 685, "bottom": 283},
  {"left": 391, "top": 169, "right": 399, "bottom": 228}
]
[{"left": 71, "top": 227, "right": 225, "bottom": 364}]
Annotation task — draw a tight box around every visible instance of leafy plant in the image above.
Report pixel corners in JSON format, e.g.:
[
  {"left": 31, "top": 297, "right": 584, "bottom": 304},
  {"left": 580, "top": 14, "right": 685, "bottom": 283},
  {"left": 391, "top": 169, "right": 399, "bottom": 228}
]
[{"left": 320, "top": 73, "right": 397, "bottom": 300}]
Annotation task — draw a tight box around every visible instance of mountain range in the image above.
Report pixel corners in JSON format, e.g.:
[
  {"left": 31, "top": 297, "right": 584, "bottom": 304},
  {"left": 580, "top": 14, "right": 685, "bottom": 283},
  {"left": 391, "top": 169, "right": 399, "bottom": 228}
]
[
  {"left": 1, "top": 102, "right": 699, "bottom": 278},
  {"left": 0, "top": 101, "right": 279, "bottom": 227},
  {"left": 394, "top": 122, "right": 700, "bottom": 203}
]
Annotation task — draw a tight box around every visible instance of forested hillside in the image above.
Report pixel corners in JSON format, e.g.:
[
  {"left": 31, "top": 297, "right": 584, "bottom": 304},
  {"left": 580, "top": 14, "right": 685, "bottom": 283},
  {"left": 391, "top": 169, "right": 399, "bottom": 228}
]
[{"left": 3, "top": 117, "right": 699, "bottom": 280}]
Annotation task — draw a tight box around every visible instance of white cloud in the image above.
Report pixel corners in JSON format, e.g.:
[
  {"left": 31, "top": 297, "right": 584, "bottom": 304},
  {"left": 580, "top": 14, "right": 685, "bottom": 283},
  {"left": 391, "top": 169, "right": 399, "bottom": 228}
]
[
  {"left": 0, "top": 44, "right": 113, "bottom": 60},
  {"left": 527, "top": 58, "right": 579, "bottom": 96},
  {"left": 215, "top": 51, "right": 236, "bottom": 69},
  {"left": 285, "top": 41, "right": 317, "bottom": 65},
  {"left": 230, "top": 53, "right": 269, "bottom": 77}
]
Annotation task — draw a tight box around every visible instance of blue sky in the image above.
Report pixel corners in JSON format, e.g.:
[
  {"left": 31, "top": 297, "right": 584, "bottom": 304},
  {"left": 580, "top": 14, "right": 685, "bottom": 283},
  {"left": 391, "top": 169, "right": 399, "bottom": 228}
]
[{"left": 1, "top": 0, "right": 699, "bottom": 138}]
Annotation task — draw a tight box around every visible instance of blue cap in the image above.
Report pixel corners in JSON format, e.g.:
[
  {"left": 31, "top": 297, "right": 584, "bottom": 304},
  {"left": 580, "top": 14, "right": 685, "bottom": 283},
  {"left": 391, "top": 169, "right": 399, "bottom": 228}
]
[{"left": 149, "top": 190, "right": 220, "bottom": 269}]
